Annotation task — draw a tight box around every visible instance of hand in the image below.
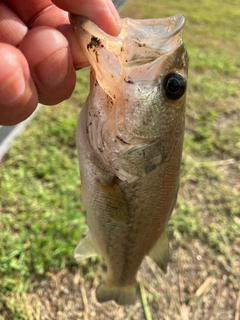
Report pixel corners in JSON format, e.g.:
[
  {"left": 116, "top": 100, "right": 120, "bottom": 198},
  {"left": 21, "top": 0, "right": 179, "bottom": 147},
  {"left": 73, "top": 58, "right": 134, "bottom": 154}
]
[{"left": 0, "top": 0, "right": 120, "bottom": 126}]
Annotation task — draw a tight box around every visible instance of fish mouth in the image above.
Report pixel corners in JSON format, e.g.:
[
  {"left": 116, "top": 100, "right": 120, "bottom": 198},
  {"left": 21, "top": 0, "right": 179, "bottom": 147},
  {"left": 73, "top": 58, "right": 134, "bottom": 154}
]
[
  {"left": 70, "top": 14, "right": 185, "bottom": 56},
  {"left": 70, "top": 14, "right": 185, "bottom": 38}
]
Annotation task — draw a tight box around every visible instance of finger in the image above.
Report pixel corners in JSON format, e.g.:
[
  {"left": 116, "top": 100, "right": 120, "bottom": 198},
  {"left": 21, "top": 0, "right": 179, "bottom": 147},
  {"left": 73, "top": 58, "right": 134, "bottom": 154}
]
[
  {"left": 18, "top": 26, "right": 76, "bottom": 105},
  {"left": 0, "top": 44, "right": 38, "bottom": 126},
  {"left": 57, "top": 23, "right": 89, "bottom": 69},
  {"left": 4, "top": 0, "right": 88, "bottom": 68},
  {"left": 52, "top": 0, "right": 121, "bottom": 35},
  {"left": 0, "top": 1, "right": 27, "bottom": 46},
  {"left": 4, "top": 0, "right": 69, "bottom": 28}
]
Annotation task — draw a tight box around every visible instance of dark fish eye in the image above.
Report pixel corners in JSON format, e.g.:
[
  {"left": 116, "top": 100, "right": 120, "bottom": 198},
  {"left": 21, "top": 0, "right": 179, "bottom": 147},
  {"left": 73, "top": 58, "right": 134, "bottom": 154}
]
[{"left": 163, "top": 72, "right": 186, "bottom": 100}]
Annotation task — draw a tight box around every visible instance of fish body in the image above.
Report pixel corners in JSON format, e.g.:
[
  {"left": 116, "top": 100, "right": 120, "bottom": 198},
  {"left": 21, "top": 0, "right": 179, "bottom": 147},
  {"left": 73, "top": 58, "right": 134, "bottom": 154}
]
[{"left": 70, "top": 15, "right": 188, "bottom": 305}]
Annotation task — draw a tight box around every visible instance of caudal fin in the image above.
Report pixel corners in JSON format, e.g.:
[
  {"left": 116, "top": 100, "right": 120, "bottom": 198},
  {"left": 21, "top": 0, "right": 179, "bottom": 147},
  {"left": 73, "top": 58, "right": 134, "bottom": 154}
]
[{"left": 96, "top": 282, "right": 138, "bottom": 305}]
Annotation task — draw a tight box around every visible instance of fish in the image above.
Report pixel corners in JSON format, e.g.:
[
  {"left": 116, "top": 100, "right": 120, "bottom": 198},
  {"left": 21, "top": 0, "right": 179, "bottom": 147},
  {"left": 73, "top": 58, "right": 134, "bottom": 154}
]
[{"left": 70, "top": 14, "right": 188, "bottom": 306}]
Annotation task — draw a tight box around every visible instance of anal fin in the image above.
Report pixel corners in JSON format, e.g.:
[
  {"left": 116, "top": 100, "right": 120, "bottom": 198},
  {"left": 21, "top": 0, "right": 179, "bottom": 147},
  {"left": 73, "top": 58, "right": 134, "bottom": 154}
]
[
  {"left": 74, "top": 233, "right": 99, "bottom": 261},
  {"left": 148, "top": 230, "right": 169, "bottom": 273}
]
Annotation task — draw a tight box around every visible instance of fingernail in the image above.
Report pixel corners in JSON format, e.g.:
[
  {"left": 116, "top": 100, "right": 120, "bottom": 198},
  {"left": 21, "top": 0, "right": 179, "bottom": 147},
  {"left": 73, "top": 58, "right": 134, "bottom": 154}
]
[
  {"left": 105, "top": 0, "right": 122, "bottom": 34},
  {"left": 35, "top": 47, "right": 69, "bottom": 86},
  {"left": 0, "top": 68, "right": 26, "bottom": 106},
  {"left": 106, "top": 0, "right": 120, "bottom": 21}
]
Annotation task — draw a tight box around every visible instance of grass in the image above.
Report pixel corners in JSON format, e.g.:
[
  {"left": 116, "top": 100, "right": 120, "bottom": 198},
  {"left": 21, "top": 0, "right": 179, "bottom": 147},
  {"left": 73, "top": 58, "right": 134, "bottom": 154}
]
[
  {"left": 0, "top": 70, "right": 90, "bottom": 317},
  {"left": 0, "top": 0, "right": 240, "bottom": 319}
]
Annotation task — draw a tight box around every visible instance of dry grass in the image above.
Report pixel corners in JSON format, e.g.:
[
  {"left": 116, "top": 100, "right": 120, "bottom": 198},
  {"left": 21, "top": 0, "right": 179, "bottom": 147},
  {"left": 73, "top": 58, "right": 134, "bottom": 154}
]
[{"left": 26, "top": 239, "right": 239, "bottom": 320}]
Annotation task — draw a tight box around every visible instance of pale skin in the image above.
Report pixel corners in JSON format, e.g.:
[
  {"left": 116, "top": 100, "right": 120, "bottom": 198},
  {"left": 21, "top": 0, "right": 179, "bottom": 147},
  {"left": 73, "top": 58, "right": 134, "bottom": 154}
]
[{"left": 0, "top": 0, "right": 121, "bottom": 126}]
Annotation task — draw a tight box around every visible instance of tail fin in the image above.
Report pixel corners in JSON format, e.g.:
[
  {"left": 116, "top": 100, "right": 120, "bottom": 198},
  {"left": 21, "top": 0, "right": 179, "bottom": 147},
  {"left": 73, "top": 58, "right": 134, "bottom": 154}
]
[{"left": 96, "top": 282, "right": 138, "bottom": 305}]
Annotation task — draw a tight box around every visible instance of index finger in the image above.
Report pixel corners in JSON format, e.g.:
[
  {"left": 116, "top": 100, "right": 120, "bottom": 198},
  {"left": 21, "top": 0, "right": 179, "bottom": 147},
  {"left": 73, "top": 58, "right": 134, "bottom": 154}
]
[
  {"left": 4, "top": 0, "right": 69, "bottom": 28},
  {"left": 4, "top": 0, "right": 89, "bottom": 68}
]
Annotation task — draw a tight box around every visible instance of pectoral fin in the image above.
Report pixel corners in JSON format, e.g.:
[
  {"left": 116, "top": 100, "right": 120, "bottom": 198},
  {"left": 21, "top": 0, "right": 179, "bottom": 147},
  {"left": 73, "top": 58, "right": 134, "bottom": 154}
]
[
  {"left": 148, "top": 230, "right": 169, "bottom": 273},
  {"left": 74, "top": 233, "right": 99, "bottom": 261}
]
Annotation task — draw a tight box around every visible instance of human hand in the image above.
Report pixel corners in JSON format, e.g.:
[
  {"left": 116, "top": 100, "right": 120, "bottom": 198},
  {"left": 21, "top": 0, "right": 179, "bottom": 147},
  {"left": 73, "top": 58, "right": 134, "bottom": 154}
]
[{"left": 0, "top": 0, "right": 120, "bottom": 126}]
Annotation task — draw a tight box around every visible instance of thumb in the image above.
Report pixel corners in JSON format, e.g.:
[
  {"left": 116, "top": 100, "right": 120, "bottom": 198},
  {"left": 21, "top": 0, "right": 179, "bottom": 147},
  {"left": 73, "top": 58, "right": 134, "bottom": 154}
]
[{"left": 52, "top": 0, "right": 121, "bottom": 35}]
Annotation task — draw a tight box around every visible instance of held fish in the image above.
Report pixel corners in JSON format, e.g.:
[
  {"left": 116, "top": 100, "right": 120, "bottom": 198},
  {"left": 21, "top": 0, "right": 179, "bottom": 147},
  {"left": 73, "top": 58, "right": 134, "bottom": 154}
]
[{"left": 70, "top": 14, "right": 188, "bottom": 305}]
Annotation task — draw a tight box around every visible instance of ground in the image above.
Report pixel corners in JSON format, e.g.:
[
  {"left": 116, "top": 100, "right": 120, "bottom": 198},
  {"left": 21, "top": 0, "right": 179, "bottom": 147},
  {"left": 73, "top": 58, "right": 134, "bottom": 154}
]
[{"left": 26, "top": 239, "right": 239, "bottom": 320}]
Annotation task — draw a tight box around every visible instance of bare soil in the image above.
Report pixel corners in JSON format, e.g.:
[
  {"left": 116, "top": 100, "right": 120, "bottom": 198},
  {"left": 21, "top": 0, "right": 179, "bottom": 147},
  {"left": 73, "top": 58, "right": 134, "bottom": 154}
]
[{"left": 27, "top": 236, "right": 239, "bottom": 320}]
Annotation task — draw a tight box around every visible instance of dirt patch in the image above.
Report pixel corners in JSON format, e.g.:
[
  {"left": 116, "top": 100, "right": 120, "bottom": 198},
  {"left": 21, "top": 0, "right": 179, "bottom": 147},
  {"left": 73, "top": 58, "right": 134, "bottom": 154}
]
[{"left": 27, "top": 238, "right": 239, "bottom": 320}]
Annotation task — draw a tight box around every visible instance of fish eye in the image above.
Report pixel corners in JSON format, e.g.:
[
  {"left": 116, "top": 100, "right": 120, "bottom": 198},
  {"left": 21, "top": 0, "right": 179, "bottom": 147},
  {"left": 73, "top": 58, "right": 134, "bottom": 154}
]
[{"left": 163, "top": 72, "right": 186, "bottom": 100}]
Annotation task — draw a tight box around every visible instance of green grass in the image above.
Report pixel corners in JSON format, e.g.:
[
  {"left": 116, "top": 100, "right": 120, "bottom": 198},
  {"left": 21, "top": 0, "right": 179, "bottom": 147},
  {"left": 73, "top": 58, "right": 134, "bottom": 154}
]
[
  {"left": 1, "top": 0, "right": 240, "bottom": 318},
  {"left": 0, "top": 70, "right": 90, "bottom": 317}
]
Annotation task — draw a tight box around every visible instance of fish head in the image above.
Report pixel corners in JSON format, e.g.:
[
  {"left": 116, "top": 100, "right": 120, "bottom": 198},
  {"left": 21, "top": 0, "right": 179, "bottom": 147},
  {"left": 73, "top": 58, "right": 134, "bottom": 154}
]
[
  {"left": 70, "top": 14, "right": 188, "bottom": 139},
  {"left": 71, "top": 14, "right": 188, "bottom": 182}
]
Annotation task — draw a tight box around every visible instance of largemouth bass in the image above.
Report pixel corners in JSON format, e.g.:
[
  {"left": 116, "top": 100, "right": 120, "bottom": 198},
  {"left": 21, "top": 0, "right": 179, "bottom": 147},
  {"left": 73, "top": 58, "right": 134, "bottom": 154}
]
[{"left": 70, "top": 14, "right": 188, "bottom": 305}]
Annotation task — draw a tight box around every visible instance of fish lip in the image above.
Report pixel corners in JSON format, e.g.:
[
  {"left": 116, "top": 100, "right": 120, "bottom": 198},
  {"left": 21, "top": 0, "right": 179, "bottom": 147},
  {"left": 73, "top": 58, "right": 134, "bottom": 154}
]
[
  {"left": 119, "top": 14, "right": 186, "bottom": 40},
  {"left": 70, "top": 14, "right": 185, "bottom": 43}
]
